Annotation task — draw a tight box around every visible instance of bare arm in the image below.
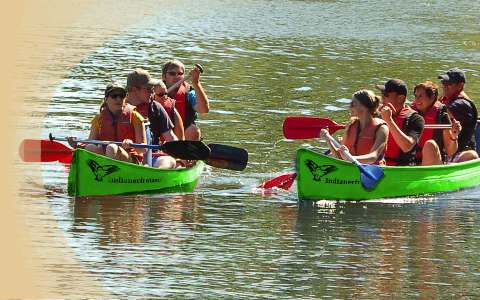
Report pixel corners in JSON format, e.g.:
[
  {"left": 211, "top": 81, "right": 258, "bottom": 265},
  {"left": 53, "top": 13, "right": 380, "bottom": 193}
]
[
  {"left": 443, "top": 119, "right": 461, "bottom": 156},
  {"left": 190, "top": 68, "right": 209, "bottom": 113},
  {"left": 351, "top": 125, "right": 389, "bottom": 164},
  {"left": 381, "top": 105, "right": 419, "bottom": 152},
  {"left": 132, "top": 121, "right": 147, "bottom": 155},
  {"left": 162, "top": 129, "right": 178, "bottom": 143}
]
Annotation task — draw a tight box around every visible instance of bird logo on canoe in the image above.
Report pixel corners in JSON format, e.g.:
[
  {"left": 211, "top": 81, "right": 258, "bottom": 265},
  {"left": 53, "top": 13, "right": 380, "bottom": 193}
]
[
  {"left": 305, "top": 160, "right": 337, "bottom": 181},
  {"left": 87, "top": 159, "right": 120, "bottom": 181}
]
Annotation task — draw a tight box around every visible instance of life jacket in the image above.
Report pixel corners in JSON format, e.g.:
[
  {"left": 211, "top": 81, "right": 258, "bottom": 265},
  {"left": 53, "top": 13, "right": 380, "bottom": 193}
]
[
  {"left": 99, "top": 104, "right": 136, "bottom": 142},
  {"left": 159, "top": 97, "right": 176, "bottom": 122},
  {"left": 99, "top": 104, "right": 143, "bottom": 160},
  {"left": 416, "top": 101, "right": 447, "bottom": 161},
  {"left": 170, "top": 81, "right": 197, "bottom": 128},
  {"left": 343, "top": 118, "right": 387, "bottom": 165},
  {"left": 158, "top": 97, "right": 175, "bottom": 144},
  {"left": 384, "top": 106, "right": 418, "bottom": 166}
]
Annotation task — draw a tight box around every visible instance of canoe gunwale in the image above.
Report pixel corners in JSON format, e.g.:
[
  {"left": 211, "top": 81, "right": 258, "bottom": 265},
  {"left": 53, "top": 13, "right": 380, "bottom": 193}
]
[{"left": 296, "top": 148, "right": 480, "bottom": 201}]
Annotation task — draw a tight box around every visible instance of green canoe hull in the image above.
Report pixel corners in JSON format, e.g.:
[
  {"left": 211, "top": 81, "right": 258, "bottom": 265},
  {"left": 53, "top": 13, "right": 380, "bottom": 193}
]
[
  {"left": 296, "top": 148, "right": 480, "bottom": 201},
  {"left": 68, "top": 149, "right": 205, "bottom": 197}
]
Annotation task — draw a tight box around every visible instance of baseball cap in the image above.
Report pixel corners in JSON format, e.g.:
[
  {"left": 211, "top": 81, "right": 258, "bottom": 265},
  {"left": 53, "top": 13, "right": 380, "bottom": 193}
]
[
  {"left": 104, "top": 82, "right": 126, "bottom": 97},
  {"left": 438, "top": 67, "right": 466, "bottom": 83},
  {"left": 126, "top": 69, "right": 156, "bottom": 89},
  {"left": 375, "top": 78, "right": 408, "bottom": 96}
]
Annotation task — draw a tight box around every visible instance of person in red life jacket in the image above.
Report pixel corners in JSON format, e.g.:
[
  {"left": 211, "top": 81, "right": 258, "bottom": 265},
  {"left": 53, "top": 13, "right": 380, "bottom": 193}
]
[
  {"left": 125, "top": 69, "right": 178, "bottom": 169},
  {"left": 412, "top": 81, "right": 462, "bottom": 165},
  {"left": 153, "top": 80, "right": 185, "bottom": 141},
  {"left": 162, "top": 59, "right": 209, "bottom": 140},
  {"left": 68, "top": 83, "right": 147, "bottom": 164},
  {"left": 438, "top": 67, "right": 479, "bottom": 163},
  {"left": 376, "top": 79, "right": 425, "bottom": 166},
  {"left": 320, "top": 89, "right": 389, "bottom": 165}
]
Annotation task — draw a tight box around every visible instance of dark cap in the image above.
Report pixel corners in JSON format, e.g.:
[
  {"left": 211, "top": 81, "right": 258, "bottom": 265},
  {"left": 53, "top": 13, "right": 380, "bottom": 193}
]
[
  {"left": 126, "top": 68, "right": 156, "bottom": 89},
  {"left": 104, "top": 82, "right": 126, "bottom": 97},
  {"left": 375, "top": 78, "right": 407, "bottom": 96},
  {"left": 438, "top": 67, "right": 466, "bottom": 83}
]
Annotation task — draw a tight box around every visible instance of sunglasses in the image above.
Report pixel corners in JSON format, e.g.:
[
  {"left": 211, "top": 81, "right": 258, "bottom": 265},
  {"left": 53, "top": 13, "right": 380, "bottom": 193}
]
[
  {"left": 109, "top": 93, "right": 125, "bottom": 99},
  {"left": 166, "top": 71, "right": 184, "bottom": 76},
  {"left": 155, "top": 92, "right": 167, "bottom": 97}
]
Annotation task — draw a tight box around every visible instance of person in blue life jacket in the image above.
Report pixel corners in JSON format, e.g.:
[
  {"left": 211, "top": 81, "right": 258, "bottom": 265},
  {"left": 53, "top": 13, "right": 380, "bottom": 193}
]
[
  {"left": 438, "top": 67, "right": 479, "bottom": 163},
  {"left": 162, "top": 59, "right": 210, "bottom": 140}
]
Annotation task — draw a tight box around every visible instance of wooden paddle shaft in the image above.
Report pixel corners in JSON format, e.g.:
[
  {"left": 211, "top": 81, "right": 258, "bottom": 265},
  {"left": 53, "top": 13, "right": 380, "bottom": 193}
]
[{"left": 167, "top": 64, "right": 203, "bottom": 94}]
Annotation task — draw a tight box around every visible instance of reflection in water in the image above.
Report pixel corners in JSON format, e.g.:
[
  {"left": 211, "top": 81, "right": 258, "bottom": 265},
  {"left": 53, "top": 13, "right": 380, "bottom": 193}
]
[
  {"left": 17, "top": 0, "right": 480, "bottom": 297},
  {"left": 295, "top": 199, "right": 480, "bottom": 298},
  {"left": 73, "top": 194, "right": 202, "bottom": 245}
]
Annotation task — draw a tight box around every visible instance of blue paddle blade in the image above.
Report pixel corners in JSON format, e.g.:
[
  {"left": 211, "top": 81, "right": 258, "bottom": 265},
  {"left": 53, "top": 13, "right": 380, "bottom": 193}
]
[{"left": 358, "top": 164, "right": 384, "bottom": 189}]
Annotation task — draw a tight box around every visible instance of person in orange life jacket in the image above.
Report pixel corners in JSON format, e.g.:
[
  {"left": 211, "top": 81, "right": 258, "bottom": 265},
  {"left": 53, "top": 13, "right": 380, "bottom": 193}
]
[
  {"left": 125, "top": 69, "right": 178, "bottom": 169},
  {"left": 153, "top": 80, "right": 185, "bottom": 141},
  {"left": 162, "top": 59, "right": 209, "bottom": 141},
  {"left": 67, "top": 83, "right": 147, "bottom": 164},
  {"left": 319, "top": 89, "right": 389, "bottom": 165},
  {"left": 438, "top": 68, "right": 479, "bottom": 163},
  {"left": 376, "top": 79, "right": 425, "bottom": 166},
  {"left": 411, "top": 81, "right": 462, "bottom": 165}
]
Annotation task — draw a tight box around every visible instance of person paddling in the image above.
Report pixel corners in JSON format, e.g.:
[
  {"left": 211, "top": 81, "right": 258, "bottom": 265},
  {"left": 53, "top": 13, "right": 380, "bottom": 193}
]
[
  {"left": 412, "top": 81, "right": 461, "bottom": 165},
  {"left": 438, "top": 68, "right": 479, "bottom": 163},
  {"left": 320, "top": 89, "right": 389, "bottom": 165},
  {"left": 376, "top": 79, "right": 425, "bottom": 166},
  {"left": 162, "top": 59, "right": 209, "bottom": 140},
  {"left": 68, "top": 83, "right": 147, "bottom": 164}
]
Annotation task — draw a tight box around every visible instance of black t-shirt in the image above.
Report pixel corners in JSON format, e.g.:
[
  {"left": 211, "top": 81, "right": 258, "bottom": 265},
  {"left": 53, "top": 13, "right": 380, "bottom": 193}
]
[
  {"left": 148, "top": 101, "right": 174, "bottom": 145},
  {"left": 404, "top": 111, "right": 424, "bottom": 144},
  {"left": 446, "top": 96, "right": 477, "bottom": 152}
]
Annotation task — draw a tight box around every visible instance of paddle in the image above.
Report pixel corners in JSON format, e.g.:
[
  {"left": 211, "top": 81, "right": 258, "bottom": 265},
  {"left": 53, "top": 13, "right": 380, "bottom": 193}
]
[
  {"left": 257, "top": 149, "right": 332, "bottom": 190},
  {"left": 323, "top": 131, "right": 383, "bottom": 189},
  {"left": 167, "top": 64, "right": 203, "bottom": 94},
  {"left": 283, "top": 116, "right": 453, "bottom": 139},
  {"left": 205, "top": 143, "right": 248, "bottom": 171},
  {"left": 20, "top": 136, "right": 248, "bottom": 171},
  {"left": 258, "top": 173, "right": 297, "bottom": 190},
  {"left": 49, "top": 134, "right": 211, "bottom": 160},
  {"left": 19, "top": 139, "right": 73, "bottom": 163}
]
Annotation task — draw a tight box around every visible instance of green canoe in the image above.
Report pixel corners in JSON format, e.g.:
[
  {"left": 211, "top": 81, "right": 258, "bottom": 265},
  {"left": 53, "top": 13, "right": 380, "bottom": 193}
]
[
  {"left": 296, "top": 148, "right": 480, "bottom": 201},
  {"left": 68, "top": 148, "right": 205, "bottom": 197}
]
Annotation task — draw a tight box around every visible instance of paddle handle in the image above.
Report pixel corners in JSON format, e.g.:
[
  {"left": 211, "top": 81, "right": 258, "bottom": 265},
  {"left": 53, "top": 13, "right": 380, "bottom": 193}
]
[
  {"left": 324, "top": 132, "right": 360, "bottom": 167},
  {"left": 167, "top": 64, "right": 203, "bottom": 94},
  {"left": 50, "top": 135, "right": 162, "bottom": 150},
  {"left": 424, "top": 124, "right": 452, "bottom": 129}
]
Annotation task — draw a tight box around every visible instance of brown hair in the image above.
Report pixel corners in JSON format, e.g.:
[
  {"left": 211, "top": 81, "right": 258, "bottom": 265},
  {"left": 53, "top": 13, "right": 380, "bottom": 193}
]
[
  {"left": 352, "top": 89, "right": 380, "bottom": 115},
  {"left": 414, "top": 81, "right": 438, "bottom": 101},
  {"left": 162, "top": 59, "right": 185, "bottom": 75}
]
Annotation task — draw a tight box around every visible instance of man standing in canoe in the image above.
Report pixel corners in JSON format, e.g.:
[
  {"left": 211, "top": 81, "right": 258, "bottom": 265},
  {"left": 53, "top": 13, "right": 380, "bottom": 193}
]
[
  {"left": 438, "top": 67, "right": 479, "bottom": 162},
  {"left": 126, "top": 68, "right": 178, "bottom": 168},
  {"left": 162, "top": 59, "right": 210, "bottom": 140},
  {"left": 376, "top": 79, "right": 425, "bottom": 166},
  {"left": 412, "top": 81, "right": 461, "bottom": 165}
]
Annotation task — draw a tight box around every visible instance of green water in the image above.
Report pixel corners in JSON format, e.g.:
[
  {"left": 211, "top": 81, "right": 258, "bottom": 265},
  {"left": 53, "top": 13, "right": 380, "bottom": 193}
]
[{"left": 20, "top": 0, "right": 480, "bottom": 298}]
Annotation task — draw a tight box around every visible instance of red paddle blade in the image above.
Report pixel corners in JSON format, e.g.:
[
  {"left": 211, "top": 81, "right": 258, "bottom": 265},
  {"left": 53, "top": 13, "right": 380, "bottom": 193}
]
[
  {"left": 283, "top": 116, "right": 346, "bottom": 139},
  {"left": 258, "top": 173, "right": 297, "bottom": 190},
  {"left": 19, "top": 139, "right": 73, "bottom": 162}
]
